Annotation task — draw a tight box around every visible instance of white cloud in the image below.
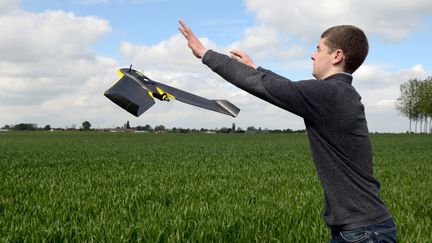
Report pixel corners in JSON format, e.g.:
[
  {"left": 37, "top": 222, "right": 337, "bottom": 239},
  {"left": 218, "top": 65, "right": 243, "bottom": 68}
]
[
  {"left": 120, "top": 34, "right": 214, "bottom": 73},
  {"left": 244, "top": 0, "right": 432, "bottom": 42},
  {"left": 0, "top": 10, "right": 111, "bottom": 62},
  {"left": 228, "top": 25, "right": 305, "bottom": 61},
  {"left": 373, "top": 100, "right": 396, "bottom": 109},
  {"left": 0, "top": 0, "right": 18, "bottom": 15},
  {"left": 354, "top": 64, "right": 427, "bottom": 90},
  {"left": 350, "top": 63, "right": 430, "bottom": 132},
  {"left": 0, "top": 9, "right": 113, "bottom": 104},
  {"left": 0, "top": 6, "right": 119, "bottom": 127}
]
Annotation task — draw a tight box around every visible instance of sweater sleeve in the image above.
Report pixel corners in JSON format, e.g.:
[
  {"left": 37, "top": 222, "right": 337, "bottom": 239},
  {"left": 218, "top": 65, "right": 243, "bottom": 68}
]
[{"left": 202, "top": 50, "right": 333, "bottom": 121}]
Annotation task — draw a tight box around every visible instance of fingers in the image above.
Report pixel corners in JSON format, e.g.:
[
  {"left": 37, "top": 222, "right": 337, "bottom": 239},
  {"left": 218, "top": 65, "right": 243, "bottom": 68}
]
[
  {"left": 230, "top": 51, "right": 243, "bottom": 62},
  {"left": 178, "top": 19, "right": 187, "bottom": 30},
  {"left": 178, "top": 20, "right": 189, "bottom": 38},
  {"left": 179, "top": 19, "right": 189, "bottom": 32},
  {"left": 178, "top": 19, "right": 195, "bottom": 40},
  {"left": 230, "top": 50, "right": 245, "bottom": 60},
  {"left": 230, "top": 49, "right": 258, "bottom": 69},
  {"left": 230, "top": 50, "right": 244, "bottom": 57},
  {"left": 230, "top": 50, "right": 247, "bottom": 62}
]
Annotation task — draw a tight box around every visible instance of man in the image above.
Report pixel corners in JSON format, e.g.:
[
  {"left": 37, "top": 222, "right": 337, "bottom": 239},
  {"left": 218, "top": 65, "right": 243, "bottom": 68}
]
[{"left": 179, "top": 20, "right": 396, "bottom": 242}]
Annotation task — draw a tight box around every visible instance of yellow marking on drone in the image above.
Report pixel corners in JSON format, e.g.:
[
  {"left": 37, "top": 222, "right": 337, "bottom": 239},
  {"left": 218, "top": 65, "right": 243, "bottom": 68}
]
[
  {"left": 148, "top": 90, "right": 167, "bottom": 100},
  {"left": 117, "top": 69, "right": 124, "bottom": 78},
  {"left": 156, "top": 87, "right": 164, "bottom": 94},
  {"left": 147, "top": 87, "right": 175, "bottom": 101},
  {"left": 156, "top": 87, "right": 175, "bottom": 99}
]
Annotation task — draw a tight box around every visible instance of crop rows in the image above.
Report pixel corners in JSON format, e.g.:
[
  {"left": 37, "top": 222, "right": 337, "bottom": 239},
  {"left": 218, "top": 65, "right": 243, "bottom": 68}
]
[{"left": 0, "top": 132, "right": 431, "bottom": 242}]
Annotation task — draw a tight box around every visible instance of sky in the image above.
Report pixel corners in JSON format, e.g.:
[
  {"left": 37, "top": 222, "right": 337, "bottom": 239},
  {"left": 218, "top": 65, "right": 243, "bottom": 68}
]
[{"left": 1, "top": 0, "right": 431, "bottom": 132}]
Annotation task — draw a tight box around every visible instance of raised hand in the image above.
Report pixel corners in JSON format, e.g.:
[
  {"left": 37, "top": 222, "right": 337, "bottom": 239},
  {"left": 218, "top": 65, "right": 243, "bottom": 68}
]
[{"left": 178, "top": 19, "right": 208, "bottom": 59}]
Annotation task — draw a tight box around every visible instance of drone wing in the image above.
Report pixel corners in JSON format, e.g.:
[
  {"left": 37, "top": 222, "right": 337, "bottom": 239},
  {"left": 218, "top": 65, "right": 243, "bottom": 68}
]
[
  {"left": 155, "top": 81, "right": 240, "bottom": 117},
  {"left": 104, "top": 76, "right": 155, "bottom": 117}
]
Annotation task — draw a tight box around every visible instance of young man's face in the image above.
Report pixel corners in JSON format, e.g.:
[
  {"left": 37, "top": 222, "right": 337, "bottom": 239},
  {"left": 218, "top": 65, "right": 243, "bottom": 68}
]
[{"left": 311, "top": 38, "right": 335, "bottom": 80}]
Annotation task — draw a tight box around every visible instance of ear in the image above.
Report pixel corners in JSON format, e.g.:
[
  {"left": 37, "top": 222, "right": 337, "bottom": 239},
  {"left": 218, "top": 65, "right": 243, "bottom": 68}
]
[{"left": 332, "top": 49, "right": 345, "bottom": 65}]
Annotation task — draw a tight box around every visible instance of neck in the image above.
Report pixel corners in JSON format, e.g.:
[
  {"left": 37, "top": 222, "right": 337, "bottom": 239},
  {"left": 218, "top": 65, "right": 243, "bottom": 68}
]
[{"left": 321, "top": 66, "right": 345, "bottom": 79}]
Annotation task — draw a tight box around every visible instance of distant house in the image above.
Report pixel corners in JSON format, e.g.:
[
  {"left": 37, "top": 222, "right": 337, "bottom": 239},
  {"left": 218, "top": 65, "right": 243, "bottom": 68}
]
[{"left": 108, "top": 128, "right": 135, "bottom": 133}]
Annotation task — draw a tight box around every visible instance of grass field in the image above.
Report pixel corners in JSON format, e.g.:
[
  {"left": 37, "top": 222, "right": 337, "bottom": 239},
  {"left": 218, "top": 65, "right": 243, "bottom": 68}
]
[{"left": 0, "top": 132, "right": 431, "bottom": 242}]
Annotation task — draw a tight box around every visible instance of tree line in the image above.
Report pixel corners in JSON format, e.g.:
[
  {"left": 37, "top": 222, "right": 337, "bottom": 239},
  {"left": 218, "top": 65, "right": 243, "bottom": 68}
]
[
  {"left": 1, "top": 121, "right": 92, "bottom": 131},
  {"left": 1, "top": 121, "right": 306, "bottom": 134},
  {"left": 396, "top": 76, "right": 432, "bottom": 133}
]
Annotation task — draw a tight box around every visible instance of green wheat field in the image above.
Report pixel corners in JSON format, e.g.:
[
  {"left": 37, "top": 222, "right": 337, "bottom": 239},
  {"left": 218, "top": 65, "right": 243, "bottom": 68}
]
[{"left": 1, "top": 132, "right": 431, "bottom": 242}]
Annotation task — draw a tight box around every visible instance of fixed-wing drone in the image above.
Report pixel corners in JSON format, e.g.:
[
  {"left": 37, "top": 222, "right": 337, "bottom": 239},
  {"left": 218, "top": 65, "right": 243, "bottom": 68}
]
[{"left": 104, "top": 66, "right": 240, "bottom": 117}]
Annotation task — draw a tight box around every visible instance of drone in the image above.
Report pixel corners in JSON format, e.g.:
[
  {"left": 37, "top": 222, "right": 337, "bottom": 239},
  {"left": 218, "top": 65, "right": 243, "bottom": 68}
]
[{"left": 104, "top": 65, "right": 240, "bottom": 117}]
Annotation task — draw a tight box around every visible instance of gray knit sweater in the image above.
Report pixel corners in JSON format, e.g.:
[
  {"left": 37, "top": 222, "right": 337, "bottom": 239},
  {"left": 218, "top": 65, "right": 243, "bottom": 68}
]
[{"left": 202, "top": 50, "right": 391, "bottom": 230}]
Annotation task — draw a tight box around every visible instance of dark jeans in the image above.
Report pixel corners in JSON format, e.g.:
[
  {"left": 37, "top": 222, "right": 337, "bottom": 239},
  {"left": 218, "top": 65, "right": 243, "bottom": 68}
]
[{"left": 330, "top": 218, "right": 397, "bottom": 243}]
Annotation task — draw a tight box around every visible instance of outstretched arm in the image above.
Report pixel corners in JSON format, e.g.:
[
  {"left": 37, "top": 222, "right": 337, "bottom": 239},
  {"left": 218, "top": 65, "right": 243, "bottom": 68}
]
[{"left": 178, "top": 20, "right": 325, "bottom": 121}]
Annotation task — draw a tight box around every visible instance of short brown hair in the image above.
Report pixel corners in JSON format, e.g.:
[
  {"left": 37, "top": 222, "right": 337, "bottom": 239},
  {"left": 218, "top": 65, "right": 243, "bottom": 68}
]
[{"left": 321, "top": 25, "right": 368, "bottom": 74}]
